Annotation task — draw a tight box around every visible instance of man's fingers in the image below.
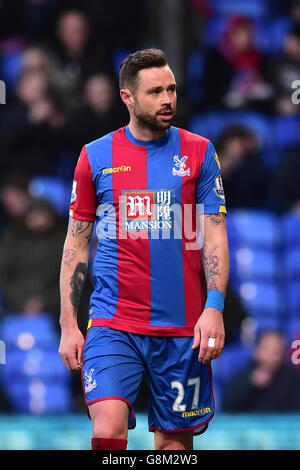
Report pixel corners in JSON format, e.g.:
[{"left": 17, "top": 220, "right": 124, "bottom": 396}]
[
  {"left": 192, "top": 326, "right": 201, "bottom": 350},
  {"left": 211, "top": 341, "right": 220, "bottom": 360},
  {"left": 204, "top": 335, "right": 225, "bottom": 362},
  {"left": 59, "top": 353, "right": 72, "bottom": 371},
  {"left": 59, "top": 349, "right": 81, "bottom": 371},
  {"left": 198, "top": 334, "right": 209, "bottom": 362},
  {"left": 198, "top": 335, "right": 225, "bottom": 363},
  {"left": 77, "top": 345, "right": 83, "bottom": 368},
  {"left": 68, "top": 354, "right": 81, "bottom": 371},
  {"left": 202, "top": 341, "right": 215, "bottom": 363}
]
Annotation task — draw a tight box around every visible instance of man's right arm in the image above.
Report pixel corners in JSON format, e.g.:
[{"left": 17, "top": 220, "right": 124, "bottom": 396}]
[{"left": 59, "top": 216, "right": 94, "bottom": 371}]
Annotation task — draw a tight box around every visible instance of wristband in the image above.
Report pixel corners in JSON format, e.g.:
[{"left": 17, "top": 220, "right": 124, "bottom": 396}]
[{"left": 204, "top": 289, "right": 225, "bottom": 313}]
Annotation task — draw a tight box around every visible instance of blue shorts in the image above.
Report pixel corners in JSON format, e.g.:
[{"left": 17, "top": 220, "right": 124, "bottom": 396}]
[{"left": 82, "top": 326, "right": 215, "bottom": 435}]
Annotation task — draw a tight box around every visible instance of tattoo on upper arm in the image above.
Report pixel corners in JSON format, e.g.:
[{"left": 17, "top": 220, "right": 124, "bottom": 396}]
[
  {"left": 202, "top": 243, "right": 220, "bottom": 289},
  {"left": 69, "top": 218, "right": 93, "bottom": 241},
  {"left": 70, "top": 262, "right": 87, "bottom": 315},
  {"left": 205, "top": 213, "right": 225, "bottom": 226},
  {"left": 63, "top": 248, "right": 76, "bottom": 266}
]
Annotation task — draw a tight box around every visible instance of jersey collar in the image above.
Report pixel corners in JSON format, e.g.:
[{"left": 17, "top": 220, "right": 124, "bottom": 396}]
[{"left": 124, "top": 125, "right": 172, "bottom": 147}]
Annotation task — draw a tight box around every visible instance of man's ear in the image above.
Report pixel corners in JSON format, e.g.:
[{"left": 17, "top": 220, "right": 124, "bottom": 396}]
[{"left": 120, "top": 88, "right": 134, "bottom": 107}]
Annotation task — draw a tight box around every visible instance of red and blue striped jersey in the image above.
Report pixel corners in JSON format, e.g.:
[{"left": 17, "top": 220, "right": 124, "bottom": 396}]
[{"left": 69, "top": 126, "right": 226, "bottom": 336}]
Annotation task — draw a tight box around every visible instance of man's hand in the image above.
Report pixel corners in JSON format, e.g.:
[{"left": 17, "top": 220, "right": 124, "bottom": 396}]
[
  {"left": 59, "top": 326, "right": 85, "bottom": 372},
  {"left": 192, "top": 308, "right": 225, "bottom": 364}
]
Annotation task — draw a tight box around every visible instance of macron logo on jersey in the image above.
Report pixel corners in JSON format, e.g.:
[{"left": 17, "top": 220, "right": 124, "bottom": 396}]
[{"left": 103, "top": 165, "right": 132, "bottom": 174}]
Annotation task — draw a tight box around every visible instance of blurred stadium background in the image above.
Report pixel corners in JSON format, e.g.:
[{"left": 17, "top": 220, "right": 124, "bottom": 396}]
[{"left": 1, "top": 0, "right": 300, "bottom": 450}]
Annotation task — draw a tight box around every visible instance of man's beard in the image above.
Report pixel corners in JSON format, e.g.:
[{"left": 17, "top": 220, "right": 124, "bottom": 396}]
[{"left": 133, "top": 102, "right": 176, "bottom": 132}]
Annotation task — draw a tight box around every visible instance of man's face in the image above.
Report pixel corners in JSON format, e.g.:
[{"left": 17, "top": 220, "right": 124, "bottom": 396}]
[
  {"left": 132, "top": 65, "right": 177, "bottom": 131},
  {"left": 255, "top": 333, "right": 285, "bottom": 371}
]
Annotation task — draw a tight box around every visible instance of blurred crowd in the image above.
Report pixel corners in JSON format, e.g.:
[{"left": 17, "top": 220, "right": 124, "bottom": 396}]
[
  {"left": 0, "top": 0, "right": 300, "bottom": 416},
  {"left": 189, "top": 0, "right": 300, "bottom": 214}
]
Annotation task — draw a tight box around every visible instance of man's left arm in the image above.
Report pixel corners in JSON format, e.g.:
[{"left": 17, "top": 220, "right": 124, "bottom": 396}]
[{"left": 192, "top": 212, "right": 229, "bottom": 363}]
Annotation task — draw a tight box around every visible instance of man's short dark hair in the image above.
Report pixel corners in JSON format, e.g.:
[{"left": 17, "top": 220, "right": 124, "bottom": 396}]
[
  {"left": 119, "top": 48, "right": 168, "bottom": 93},
  {"left": 216, "top": 125, "right": 255, "bottom": 153}
]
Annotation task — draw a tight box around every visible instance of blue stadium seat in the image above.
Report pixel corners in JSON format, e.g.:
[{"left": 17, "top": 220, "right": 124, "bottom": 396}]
[
  {"left": 287, "top": 282, "right": 300, "bottom": 317},
  {"left": 29, "top": 176, "right": 72, "bottom": 217},
  {"left": 283, "top": 249, "right": 300, "bottom": 281},
  {"left": 230, "top": 247, "right": 279, "bottom": 282},
  {"left": 6, "top": 380, "right": 72, "bottom": 414},
  {"left": 285, "top": 318, "right": 300, "bottom": 343},
  {"left": 209, "top": 0, "right": 268, "bottom": 18},
  {"left": 226, "top": 111, "right": 269, "bottom": 148},
  {"left": 188, "top": 51, "right": 204, "bottom": 81},
  {"left": 212, "top": 344, "right": 252, "bottom": 385},
  {"left": 204, "top": 16, "right": 269, "bottom": 51},
  {"left": 282, "top": 214, "right": 300, "bottom": 246},
  {"left": 56, "top": 153, "right": 77, "bottom": 182},
  {"left": 253, "top": 316, "right": 283, "bottom": 335},
  {"left": 1, "top": 49, "right": 23, "bottom": 89},
  {"left": 203, "top": 16, "right": 227, "bottom": 46},
  {"left": 226, "top": 210, "right": 281, "bottom": 249},
  {"left": 189, "top": 114, "right": 218, "bottom": 141},
  {"left": 187, "top": 51, "right": 204, "bottom": 103},
  {"left": 189, "top": 111, "right": 270, "bottom": 148},
  {"left": 269, "top": 115, "right": 300, "bottom": 150},
  {"left": 4, "top": 348, "right": 69, "bottom": 382},
  {"left": 266, "top": 17, "right": 292, "bottom": 56},
  {"left": 238, "top": 281, "right": 282, "bottom": 317},
  {"left": 2, "top": 313, "right": 58, "bottom": 349}
]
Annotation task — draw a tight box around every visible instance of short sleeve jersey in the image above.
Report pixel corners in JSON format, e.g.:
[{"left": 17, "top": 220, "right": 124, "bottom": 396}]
[{"left": 70, "top": 126, "right": 226, "bottom": 336}]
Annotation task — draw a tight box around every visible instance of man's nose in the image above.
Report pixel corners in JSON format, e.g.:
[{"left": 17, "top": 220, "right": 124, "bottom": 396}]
[{"left": 161, "top": 90, "right": 172, "bottom": 105}]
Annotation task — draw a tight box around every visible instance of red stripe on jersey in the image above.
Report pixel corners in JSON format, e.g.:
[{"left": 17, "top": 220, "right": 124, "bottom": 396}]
[
  {"left": 90, "top": 318, "right": 194, "bottom": 336},
  {"left": 179, "top": 129, "right": 209, "bottom": 327},
  {"left": 69, "top": 146, "right": 97, "bottom": 221},
  {"left": 111, "top": 128, "right": 152, "bottom": 325}
]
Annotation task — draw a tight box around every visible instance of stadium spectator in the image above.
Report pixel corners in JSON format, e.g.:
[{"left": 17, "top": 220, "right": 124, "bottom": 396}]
[
  {"left": 0, "top": 197, "right": 66, "bottom": 321},
  {"left": 0, "top": 172, "right": 32, "bottom": 234},
  {"left": 216, "top": 125, "right": 268, "bottom": 208},
  {"left": 201, "top": 16, "right": 272, "bottom": 110},
  {"left": 21, "top": 45, "right": 59, "bottom": 76},
  {"left": 53, "top": 9, "right": 111, "bottom": 86},
  {"left": 269, "top": 23, "right": 300, "bottom": 114},
  {"left": 0, "top": 68, "right": 67, "bottom": 176},
  {"left": 20, "top": 45, "right": 78, "bottom": 114},
  {"left": 222, "top": 330, "right": 300, "bottom": 412},
  {"left": 65, "top": 73, "right": 127, "bottom": 156}
]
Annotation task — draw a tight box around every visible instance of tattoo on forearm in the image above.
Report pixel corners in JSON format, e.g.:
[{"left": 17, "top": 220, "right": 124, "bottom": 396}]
[
  {"left": 69, "top": 262, "right": 87, "bottom": 315},
  {"left": 202, "top": 244, "right": 220, "bottom": 289},
  {"left": 206, "top": 213, "right": 225, "bottom": 226},
  {"left": 63, "top": 248, "right": 76, "bottom": 266},
  {"left": 69, "top": 219, "right": 93, "bottom": 241}
]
